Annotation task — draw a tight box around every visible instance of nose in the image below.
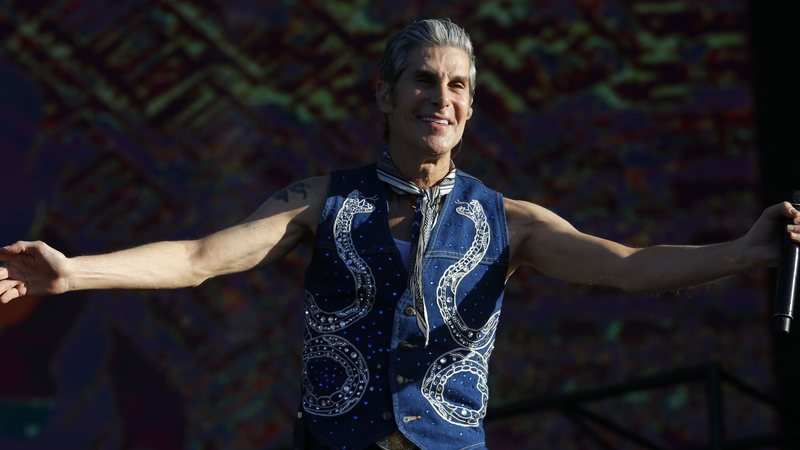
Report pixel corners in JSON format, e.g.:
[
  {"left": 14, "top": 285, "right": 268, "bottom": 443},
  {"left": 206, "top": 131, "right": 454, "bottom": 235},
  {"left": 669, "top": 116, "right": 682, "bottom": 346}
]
[{"left": 430, "top": 82, "right": 451, "bottom": 109}]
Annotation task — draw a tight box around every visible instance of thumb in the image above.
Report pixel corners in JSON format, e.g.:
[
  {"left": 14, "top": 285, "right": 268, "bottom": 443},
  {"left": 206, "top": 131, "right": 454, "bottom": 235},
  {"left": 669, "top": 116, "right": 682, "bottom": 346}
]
[
  {"left": 1, "top": 241, "right": 29, "bottom": 256},
  {"left": 0, "top": 241, "right": 40, "bottom": 261}
]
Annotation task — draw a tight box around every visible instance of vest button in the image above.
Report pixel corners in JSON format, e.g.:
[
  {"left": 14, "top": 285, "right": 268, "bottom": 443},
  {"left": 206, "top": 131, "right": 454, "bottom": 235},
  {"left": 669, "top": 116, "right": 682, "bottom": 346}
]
[
  {"left": 403, "top": 307, "right": 416, "bottom": 316},
  {"left": 382, "top": 411, "right": 393, "bottom": 421}
]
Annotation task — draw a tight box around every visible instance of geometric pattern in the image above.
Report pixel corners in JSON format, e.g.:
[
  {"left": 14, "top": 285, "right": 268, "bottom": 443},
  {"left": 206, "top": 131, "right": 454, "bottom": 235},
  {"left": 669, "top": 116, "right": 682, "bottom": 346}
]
[{"left": 0, "top": 1, "right": 770, "bottom": 448}]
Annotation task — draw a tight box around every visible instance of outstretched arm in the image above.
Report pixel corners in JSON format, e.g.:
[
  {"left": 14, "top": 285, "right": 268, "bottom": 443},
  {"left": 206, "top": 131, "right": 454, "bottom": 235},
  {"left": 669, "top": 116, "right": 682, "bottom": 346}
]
[
  {"left": 0, "top": 176, "right": 328, "bottom": 303},
  {"left": 506, "top": 198, "right": 800, "bottom": 292}
]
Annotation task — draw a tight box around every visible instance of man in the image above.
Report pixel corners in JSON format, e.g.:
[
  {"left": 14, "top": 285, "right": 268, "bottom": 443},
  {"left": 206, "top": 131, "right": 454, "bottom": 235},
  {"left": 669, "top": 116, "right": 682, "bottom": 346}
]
[{"left": 1, "top": 19, "right": 798, "bottom": 450}]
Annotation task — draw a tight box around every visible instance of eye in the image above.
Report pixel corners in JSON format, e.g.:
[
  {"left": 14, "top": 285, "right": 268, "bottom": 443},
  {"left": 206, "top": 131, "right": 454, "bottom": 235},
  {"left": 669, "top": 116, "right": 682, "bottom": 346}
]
[{"left": 450, "top": 79, "right": 467, "bottom": 90}]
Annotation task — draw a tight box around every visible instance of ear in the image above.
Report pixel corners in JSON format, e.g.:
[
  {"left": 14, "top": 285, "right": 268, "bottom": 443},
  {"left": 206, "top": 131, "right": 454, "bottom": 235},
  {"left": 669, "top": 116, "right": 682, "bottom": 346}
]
[
  {"left": 466, "top": 104, "right": 473, "bottom": 121},
  {"left": 376, "top": 81, "right": 393, "bottom": 113}
]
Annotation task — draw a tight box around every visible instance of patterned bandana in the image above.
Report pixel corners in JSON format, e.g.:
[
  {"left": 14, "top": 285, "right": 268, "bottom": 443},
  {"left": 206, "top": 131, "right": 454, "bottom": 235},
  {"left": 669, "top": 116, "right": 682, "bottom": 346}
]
[{"left": 376, "top": 151, "right": 456, "bottom": 346}]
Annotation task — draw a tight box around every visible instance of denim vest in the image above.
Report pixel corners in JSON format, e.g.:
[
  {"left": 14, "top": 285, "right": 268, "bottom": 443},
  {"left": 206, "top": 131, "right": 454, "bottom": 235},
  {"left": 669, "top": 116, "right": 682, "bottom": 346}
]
[{"left": 302, "top": 164, "right": 509, "bottom": 449}]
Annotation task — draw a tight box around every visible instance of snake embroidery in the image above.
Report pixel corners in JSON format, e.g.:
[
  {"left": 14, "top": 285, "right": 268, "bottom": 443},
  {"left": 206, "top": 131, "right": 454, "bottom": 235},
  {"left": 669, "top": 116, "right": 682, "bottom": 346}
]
[
  {"left": 423, "top": 199, "right": 499, "bottom": 427},
  {"left": 305, "top": 190, "right": 377, "bottom": 333},
  {"left": 302, "top": 334, "right": 369, "bottom": 416},
  {"left": 435, "top": 200, "right": 500, "bottom": 349},
  {"left": 302, "top": 190, "right": 375, "bottom": 416}
]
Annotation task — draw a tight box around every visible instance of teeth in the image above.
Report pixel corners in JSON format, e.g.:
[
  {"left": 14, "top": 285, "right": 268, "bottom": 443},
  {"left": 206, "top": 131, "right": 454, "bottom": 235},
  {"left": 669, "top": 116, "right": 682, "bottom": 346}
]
[{"left": 422, "top": 117, "right": 448, "bottom": 125}]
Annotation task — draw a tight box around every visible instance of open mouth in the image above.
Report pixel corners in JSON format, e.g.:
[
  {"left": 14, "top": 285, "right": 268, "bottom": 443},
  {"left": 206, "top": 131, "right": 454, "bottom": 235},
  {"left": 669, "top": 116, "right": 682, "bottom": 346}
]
[{"left": 420, "top": 116, "right": 450, "bottom": 126}]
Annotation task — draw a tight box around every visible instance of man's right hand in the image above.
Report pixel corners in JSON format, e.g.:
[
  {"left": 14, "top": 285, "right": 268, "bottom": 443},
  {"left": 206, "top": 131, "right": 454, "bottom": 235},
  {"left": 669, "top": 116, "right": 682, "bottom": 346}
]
[{"left": 0, "top": 240, "right": 71, "bottom": 303}]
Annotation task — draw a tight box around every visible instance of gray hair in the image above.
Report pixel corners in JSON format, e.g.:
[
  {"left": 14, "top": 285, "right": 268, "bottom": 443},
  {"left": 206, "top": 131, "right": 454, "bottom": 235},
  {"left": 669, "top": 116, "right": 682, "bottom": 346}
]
[{"left": 379, "top": 19, "right": 477, "bottom": 100}]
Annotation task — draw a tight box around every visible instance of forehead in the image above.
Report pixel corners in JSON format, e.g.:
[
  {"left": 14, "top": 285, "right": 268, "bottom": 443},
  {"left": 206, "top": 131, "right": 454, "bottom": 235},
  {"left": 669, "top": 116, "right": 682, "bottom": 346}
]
[{"left": 404, "top": 46, "right": 471, "bottom": 76}]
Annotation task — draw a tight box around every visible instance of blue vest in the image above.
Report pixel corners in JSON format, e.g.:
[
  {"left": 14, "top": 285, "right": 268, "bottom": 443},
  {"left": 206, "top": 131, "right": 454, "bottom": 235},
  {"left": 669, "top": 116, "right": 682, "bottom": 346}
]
[{"left": 302, "top": 164, "right": 509, "bottom": 449}]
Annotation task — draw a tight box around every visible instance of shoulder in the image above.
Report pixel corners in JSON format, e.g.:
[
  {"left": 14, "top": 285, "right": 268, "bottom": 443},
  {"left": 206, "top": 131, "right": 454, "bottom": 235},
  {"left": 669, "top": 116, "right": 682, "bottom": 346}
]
[
  {"left": 503, "top": 197, "right": 581, "bottom": 245},
  {"left": 455, "top": 169, "right": 493, "bottom": 191},
  {"left": 325, "top": 163, "right": 384, "bottom": 197},
  {"left": 267, "top": 175, "right": 331, "bottom": 208},
  {"left": 504, "top": 197, "right": 564, "bottom": 227},
  {"left": 504, "top": 197, "right": 580, "bottom": 266},
  {"left": 243, "top": 175, "right": 331, "bottom": 233},
  {"left": 454, "top": 170, "right": 505, "bottom": 205}
]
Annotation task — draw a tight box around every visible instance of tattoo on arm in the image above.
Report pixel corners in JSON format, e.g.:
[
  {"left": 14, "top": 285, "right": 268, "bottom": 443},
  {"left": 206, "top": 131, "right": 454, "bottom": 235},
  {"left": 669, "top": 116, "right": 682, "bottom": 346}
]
[{"left": 272, "top": 182, "right": 309, "bottom": 203}]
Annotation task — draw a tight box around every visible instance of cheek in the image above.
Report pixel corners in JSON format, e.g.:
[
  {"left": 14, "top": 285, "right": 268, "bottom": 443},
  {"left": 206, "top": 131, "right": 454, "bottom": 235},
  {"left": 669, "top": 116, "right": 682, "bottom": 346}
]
[
  {"left": 456, "top": 100, "right": 472, "bottom": 120},
  {"left": 396, "top": 92, "right": 424, "bottom": 113}
]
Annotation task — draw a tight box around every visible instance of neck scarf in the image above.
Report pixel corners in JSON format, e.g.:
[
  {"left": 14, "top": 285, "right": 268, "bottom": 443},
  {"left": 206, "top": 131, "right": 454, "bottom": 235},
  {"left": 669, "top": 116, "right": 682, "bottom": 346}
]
[{"left": 376, "top": 151, "right": 456, "bottom": 346}]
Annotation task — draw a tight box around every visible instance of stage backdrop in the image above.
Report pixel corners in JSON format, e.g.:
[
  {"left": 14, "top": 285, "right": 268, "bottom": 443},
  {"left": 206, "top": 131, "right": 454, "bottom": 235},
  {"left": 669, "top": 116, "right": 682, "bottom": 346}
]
[{"left": 0, "top": 1, "right": 773, "bottom": 448}]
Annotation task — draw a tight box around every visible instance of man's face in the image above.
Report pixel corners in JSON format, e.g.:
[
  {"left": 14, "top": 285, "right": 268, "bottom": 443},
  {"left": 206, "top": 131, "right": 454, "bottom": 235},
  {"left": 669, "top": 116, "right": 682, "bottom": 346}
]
[{"left": 378, "top": 46, "right": 473, "bottom": 158}]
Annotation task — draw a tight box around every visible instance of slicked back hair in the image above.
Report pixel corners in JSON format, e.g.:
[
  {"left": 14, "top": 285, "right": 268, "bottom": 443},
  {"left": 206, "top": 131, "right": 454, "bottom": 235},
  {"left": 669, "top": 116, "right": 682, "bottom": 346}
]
[{"left": 378, "top": 19, "right": 476, "bottom": 140}]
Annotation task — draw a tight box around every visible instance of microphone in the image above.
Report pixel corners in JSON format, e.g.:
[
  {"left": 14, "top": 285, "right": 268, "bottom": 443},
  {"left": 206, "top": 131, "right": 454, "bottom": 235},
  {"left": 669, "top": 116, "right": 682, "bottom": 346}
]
[{"left": 773, "top": 189, "right": 800, "bottom": 333}]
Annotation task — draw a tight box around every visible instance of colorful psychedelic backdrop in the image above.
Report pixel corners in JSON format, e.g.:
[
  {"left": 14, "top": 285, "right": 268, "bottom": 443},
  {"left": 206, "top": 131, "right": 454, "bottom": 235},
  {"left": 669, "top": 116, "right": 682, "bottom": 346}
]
[{"left": 0, "top": 0, "right": 774, "bottom": 448}]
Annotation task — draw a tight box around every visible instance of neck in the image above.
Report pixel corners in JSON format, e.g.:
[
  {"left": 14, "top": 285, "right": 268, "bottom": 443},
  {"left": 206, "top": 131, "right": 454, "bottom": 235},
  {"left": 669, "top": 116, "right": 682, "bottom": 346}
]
[{"left": 387, "top": 147, "right": 452, "bottom": 189}]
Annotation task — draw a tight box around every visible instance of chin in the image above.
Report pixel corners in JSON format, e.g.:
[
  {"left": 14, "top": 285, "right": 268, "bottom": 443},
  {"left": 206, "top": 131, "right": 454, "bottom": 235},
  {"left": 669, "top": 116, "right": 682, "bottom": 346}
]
[{"left": 421, "top": 137, "right": 457, "bottom": 155}]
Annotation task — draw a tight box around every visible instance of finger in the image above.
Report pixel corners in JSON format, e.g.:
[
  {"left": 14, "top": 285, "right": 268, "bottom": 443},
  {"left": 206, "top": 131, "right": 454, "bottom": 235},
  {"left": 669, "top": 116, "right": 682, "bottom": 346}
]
[
  {"left": 0, "top": 265, "right": 8, "bottom": 280},
  {"left": 0, "top": 280, "right": 26, "bottom": 302},
  {"left": 1, "top": 286, "right": 20, "bottom": 304},
  {"left": 0, "top": 241, "right": 29, "bottom": 257},
  {"left": 784, "top": 201, "right": 800, "bottom": 219},
  {"left": 0, "top": 241, "right": 42, "bottom": 262},
  {"left": 790, "top": 226, "right": 800, "bottom": 244},
  {"left": 0, "top": 279, "right": 21, "bottom": 294}
]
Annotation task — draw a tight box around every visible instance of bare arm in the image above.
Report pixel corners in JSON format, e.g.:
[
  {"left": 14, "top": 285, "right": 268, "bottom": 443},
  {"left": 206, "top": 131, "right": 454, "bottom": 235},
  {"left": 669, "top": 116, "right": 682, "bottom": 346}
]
[
  {"left": 0, "top": 176, "right": 328, "bottom": 302},
  {"left": 506, "top": 198, "right": 800, "bottom": 293}
]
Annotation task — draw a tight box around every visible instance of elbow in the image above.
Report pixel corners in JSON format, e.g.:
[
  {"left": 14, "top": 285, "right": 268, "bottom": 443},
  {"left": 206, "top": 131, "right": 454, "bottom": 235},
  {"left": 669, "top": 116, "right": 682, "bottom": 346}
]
[
  {"left": 598, "top": 274, "right": 643, "bottom": 293},
  {"left": 188, "top": 261, "right": 216, "bottom": 288},
  {"left": 613, "top": 271, "right": 672, "bottom": 294},
  {"left": 187, "top": 271, "right": 209, "bottom": 288},
  {"left": 602, "top": 253, "right": 653, "bottom": 294},
  {"left": 185, "top": 241, "right": 215, "bottom": 288}
]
